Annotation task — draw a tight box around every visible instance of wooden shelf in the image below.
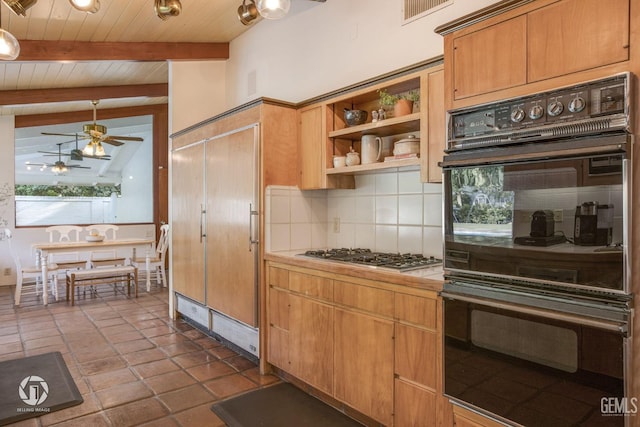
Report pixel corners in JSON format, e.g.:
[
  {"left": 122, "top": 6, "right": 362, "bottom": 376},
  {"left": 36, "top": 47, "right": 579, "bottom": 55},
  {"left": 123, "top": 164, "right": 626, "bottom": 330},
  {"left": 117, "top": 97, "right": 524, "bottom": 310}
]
[
  {"left": 326, "top": 158, "right": 421, "bottom": 175},
  {"left": 329, "top": 113, "right": 421, "bottom": 140}
]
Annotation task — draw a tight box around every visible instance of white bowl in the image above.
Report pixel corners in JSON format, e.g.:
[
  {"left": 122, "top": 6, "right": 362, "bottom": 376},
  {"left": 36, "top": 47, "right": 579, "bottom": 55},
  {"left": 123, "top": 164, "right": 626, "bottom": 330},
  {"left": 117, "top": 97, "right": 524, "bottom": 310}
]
[{"left": 85, "top": 235, "right": 105, "bottom": 242}]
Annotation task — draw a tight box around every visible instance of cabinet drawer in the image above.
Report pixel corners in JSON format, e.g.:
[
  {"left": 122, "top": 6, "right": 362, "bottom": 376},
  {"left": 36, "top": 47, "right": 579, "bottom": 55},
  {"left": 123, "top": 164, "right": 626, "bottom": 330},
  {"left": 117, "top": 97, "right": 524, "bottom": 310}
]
[
  {"left": 269, "top": 266, "right": 289, "bottom": 289},
  {"left": 267, "top": 326, "right": 289, "bottom": 370},
  {"left": 269, "top": 288, "right": 289, "bottom": 330},
  {"left": 395, "top": 324, "right": 437, "bottom": 389},
  {"left": 394, "top": 378, "right": 436, "bottom": 427},
  {"left": 289, "top": 271, "right": 333, "bottom": 301},
  {"left": 334, "top": 281, "right": 394, "bottom": 317},
  {"left": 395, "top": 293, "right": 437, "bottom": 330}
]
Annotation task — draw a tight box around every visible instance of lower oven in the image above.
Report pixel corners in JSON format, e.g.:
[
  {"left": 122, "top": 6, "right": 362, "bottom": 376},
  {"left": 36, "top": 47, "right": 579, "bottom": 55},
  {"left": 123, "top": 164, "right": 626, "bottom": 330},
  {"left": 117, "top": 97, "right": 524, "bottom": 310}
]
[
  {"left": 440, "top": 73, "right": 635, "bottom": 426},
  {"left": 442, "top": 281, "right": 632, "bottom": 427}
]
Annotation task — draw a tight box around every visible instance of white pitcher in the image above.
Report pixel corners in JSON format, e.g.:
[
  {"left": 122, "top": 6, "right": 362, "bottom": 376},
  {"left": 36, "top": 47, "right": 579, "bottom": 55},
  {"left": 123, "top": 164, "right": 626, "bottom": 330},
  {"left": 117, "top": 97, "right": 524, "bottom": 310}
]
[{"left": 361, "top": 135, "right": 382, "bottom": 164}]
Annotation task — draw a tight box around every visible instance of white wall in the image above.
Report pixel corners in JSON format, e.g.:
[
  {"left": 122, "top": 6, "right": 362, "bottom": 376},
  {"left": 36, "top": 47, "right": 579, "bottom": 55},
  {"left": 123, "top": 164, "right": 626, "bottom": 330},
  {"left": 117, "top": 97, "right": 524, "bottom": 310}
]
[
  {"left": 225, "top": 0, "right": 502, "bottom": 106},
  {"left": 169, "top": 60, "right": 228, "bottom": 134}
]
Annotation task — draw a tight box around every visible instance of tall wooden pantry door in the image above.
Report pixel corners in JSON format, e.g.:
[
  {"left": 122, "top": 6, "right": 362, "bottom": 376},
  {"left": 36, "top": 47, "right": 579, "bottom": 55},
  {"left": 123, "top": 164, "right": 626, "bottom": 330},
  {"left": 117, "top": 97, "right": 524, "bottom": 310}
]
[{"left": 205, "top": 125, "right": 260, "bottom": 327}]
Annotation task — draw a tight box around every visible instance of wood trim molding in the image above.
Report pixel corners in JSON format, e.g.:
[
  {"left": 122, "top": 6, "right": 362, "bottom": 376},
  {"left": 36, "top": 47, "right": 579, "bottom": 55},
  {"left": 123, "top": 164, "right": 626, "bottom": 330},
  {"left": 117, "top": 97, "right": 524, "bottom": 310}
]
[
  {"left": 14, "top": 104, "right": 167, "bottom": 128},
  {"left": 0, "top": 84, "right": 168, "bottom": 106},
  {"left": 434, "top": 0, "right": 535, "bottom": 35},
  {"left": 16, "top": 40, "right": 229, "bottom": 61}
]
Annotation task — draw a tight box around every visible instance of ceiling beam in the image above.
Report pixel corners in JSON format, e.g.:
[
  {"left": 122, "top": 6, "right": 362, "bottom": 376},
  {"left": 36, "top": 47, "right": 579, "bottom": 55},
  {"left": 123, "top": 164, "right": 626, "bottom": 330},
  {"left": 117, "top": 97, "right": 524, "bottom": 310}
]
[
  {"left": 0, "top": 84, "right": 168, "bottom": 106},
  {"left": 16, "top": 40, "right": 229, "bottom": 61},
  {"left": 15, "top": 104, "right": 168, "bottom": 128}
]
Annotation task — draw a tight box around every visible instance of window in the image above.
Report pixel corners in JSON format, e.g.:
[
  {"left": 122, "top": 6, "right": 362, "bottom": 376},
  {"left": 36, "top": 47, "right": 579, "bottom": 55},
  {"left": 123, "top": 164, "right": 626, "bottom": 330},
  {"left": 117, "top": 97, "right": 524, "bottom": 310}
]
[{"left": 14, "top": 116, "right": 154, "bottom": 227}]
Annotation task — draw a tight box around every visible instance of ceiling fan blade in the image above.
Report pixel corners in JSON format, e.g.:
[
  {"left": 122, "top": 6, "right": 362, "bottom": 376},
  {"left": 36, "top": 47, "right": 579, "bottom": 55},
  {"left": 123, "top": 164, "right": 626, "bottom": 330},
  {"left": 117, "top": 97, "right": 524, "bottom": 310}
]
[
  {"left": 67, "top": 165, "right": 91, "bottom": 169},
  {"left": 100, "top": 140, "right": 125, "bottom": 147},
  {"left": 41, "top": 132, "right": 88, "bottom": 138},
  {"left": 39, "top": 151, "right": 71, "bottom": 156},
  {"left": 104, "top": 135, "right": 144, "bottom": 142}
]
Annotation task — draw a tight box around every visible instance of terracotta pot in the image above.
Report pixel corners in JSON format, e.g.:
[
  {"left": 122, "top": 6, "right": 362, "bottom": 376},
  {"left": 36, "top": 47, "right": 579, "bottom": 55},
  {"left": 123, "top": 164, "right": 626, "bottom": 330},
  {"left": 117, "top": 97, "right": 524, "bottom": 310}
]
[{"left": 394, "top": 99, "right": 414, "bottom": 117}]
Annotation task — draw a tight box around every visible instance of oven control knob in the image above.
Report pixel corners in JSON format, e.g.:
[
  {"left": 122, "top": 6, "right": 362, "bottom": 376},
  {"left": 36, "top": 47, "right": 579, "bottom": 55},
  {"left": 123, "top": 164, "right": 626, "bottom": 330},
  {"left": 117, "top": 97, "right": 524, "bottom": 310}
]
[
  {"left": 568, "top": 96, "right": 586, "bottom": 113},
  {"left": 528, "top": 104, "right": 545, "bottom": 120},
  {"left": 510, "top": 107, "right": 525, "bottom": 123},
  {"left": 547, "top": 100, "right": 564, "bottom": 116}
]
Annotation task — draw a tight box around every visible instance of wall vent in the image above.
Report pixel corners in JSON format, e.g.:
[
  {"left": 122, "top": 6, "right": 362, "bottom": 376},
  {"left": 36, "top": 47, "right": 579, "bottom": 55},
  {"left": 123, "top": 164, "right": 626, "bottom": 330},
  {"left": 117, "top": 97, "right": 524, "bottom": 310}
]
[{"left": 402, "top": 0, "right": 453, "bottom": 24}]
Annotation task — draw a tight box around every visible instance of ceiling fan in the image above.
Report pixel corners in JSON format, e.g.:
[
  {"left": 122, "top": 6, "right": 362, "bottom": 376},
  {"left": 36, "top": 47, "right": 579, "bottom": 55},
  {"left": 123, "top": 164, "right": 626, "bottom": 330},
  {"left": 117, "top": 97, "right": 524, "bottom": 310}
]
[
  {"left": 38, "top": 134, "right": 112, "bottom": 161},
  {"left": 40, "top": 100, "right": 144, "bottom": 157},
  {"left": 27, "top": 143, "right": 91, "bottom": 175}
]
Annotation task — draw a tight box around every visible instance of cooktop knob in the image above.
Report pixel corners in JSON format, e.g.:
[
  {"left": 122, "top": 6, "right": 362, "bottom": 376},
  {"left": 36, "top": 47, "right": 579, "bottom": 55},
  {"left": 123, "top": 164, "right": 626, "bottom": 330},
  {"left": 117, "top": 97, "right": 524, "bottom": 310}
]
[
  {"left": 568, "top": 96, "right": 586, "bottom": 113},
  {"left": 510, "top": 107, "right": 525, "bottom": 123},
  {"left": 528, "top": 104, "right": 545, "bottom": 120},
  {"left": 547, "top": 100, "right": 564, "bottom": 117}
]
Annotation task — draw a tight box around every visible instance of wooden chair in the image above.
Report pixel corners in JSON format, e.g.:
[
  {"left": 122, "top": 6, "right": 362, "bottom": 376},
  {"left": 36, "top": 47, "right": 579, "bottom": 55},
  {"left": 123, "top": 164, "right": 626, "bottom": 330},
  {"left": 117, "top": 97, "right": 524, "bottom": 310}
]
[
  {"left": 2, "top": 228, "right": 60, "bottom": 306},
  {"left": 45, "top": 225, "right": 83, "bottom": 242},
  {"left": 85, "top": 224, "right": 122, "bottom": 266},
  {"left": 131, "top": 224, "right": 169, "bottom": 292},
  {"left": 85, "top": 224, "right": 119, "bottom": 240}
]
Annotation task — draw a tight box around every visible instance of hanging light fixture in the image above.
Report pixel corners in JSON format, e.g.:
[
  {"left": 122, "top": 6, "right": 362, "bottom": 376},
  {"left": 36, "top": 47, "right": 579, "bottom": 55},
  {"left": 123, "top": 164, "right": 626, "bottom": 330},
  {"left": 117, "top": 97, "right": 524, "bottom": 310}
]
[
  {"left": 255, "top": 0, "right": 290, "bottom": 20},
  {"left": 51, "top": 162, "right": 68, "bottom": 175},
  {"left": 94, "top": 141, "right": 106, "bottom": 157},
  {"left": 2, "top": 0, "right": 38, "bottom": 16},
  {"left": 82, "top": 141, "right": 95, "bottom": 156},
  {"left": 154, "top": 0, "right": 181, "bottom": 20},
  {"left": 0, "top": 3, "right": 20, "bottom": 60},
  {"left": 68, "top": 0, "right": 100, "bottom": 14},
  {"left": 237, "top": 0, "right": 258, "bottom": 26}
]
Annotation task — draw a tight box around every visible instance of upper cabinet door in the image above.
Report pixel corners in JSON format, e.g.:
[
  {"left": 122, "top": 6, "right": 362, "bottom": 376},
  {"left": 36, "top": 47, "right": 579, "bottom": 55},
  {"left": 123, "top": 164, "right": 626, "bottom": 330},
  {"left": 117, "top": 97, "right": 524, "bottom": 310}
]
[
  {"left": 528, "top": 0, "right": 630, "bottom": 82},
  {"left": 452, "top": 16, "right": 527, "bottom": 100}
]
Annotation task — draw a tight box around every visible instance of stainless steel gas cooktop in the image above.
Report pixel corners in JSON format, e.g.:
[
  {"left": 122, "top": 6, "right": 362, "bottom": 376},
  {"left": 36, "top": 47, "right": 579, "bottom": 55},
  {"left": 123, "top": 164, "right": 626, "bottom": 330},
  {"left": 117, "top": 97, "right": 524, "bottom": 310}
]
[{"left": 300, "top": 248, "right": 442, "bottom": 272}]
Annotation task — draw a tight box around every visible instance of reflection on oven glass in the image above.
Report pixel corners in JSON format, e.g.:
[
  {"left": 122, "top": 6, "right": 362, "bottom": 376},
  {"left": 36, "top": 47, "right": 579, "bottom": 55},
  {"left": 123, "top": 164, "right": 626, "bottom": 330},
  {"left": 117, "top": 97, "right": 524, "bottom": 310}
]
[{"left": 445, "top": 301, "right": 625, "bottom": 426}]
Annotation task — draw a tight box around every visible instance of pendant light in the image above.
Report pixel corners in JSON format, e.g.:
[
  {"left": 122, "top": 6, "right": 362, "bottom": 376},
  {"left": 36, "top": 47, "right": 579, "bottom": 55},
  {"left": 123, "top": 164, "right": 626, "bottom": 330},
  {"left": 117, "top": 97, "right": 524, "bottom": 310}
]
[
  {"left": 237, "top": 0, "right": 258, "bottom": 26},
  {"left": 0, "top": 3, "right": 20, "bottom": 60},
  {"left": 69, "top": 0, "right": 100, "bottom": 14},
  {"left": 256, "top": 0, "right": 290, "bottom": 20}
]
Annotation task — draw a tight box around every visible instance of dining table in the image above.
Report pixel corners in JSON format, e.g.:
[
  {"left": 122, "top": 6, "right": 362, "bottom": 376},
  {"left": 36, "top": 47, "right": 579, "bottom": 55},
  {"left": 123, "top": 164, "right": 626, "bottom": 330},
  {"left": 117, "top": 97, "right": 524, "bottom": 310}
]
[{"left": 32, "top": 238, "right": 155, "bottom": 305}]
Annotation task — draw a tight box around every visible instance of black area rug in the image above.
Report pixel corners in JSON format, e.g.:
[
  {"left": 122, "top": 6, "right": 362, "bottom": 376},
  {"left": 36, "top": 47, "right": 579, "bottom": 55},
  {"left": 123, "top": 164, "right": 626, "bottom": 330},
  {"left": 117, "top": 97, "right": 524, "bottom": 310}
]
[
  {"left": 211, "top": 382, "right": 363, "bottom": 427},
  {"left": 0, "top": 352, "right": 83, "bottom": 426}
]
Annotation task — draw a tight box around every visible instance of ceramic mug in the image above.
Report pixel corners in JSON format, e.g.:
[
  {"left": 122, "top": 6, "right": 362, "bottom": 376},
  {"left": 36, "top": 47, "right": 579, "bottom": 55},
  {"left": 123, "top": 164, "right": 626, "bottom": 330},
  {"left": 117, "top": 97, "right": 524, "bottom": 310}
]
[{"left": 333, "top": 156, "right": 347, "bottom": 168}]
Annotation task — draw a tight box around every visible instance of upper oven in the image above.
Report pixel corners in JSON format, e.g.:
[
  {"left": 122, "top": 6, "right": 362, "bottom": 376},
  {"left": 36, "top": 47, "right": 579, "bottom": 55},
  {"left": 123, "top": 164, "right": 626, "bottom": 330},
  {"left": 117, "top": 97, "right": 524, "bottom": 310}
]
[{"left": 441, "top": 73, "right": 633, "bottom": 297}]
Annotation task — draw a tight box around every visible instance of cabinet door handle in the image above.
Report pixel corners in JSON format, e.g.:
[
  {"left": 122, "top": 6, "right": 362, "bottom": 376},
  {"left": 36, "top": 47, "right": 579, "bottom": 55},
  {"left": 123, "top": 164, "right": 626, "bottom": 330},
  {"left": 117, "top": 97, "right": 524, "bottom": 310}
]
[
  {"left": 249, "top": 203, "right": 259, "bottom": 251},
  {"left": 200, "top": 204, "right": 206, "bottom": 243}
]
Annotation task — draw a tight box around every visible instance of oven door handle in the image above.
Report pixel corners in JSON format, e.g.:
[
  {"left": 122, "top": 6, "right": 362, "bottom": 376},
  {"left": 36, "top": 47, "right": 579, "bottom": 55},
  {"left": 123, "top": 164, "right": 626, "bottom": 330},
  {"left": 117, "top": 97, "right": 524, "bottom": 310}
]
[{"left": 441, "top": 291, "right": 628, "bottom": 335}]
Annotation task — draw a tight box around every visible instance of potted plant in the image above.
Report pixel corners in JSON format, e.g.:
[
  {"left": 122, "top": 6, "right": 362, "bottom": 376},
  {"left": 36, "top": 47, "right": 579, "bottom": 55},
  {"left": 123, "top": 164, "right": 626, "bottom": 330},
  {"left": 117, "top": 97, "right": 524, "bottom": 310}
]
[{"left": 377, "top": 89, "right": 420, "bottom": 118}]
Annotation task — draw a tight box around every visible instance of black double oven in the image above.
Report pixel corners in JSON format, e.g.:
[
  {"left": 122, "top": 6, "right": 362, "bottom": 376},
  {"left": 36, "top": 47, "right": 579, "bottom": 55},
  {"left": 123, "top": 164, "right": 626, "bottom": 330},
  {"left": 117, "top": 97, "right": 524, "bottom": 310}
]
[{"left": 440, "top": 73, "right": 635, "bottom": 426}]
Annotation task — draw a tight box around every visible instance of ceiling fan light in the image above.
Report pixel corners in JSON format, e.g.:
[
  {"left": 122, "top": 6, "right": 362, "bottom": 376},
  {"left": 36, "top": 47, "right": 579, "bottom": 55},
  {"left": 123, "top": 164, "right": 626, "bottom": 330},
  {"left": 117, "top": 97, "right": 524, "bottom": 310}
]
[
  {"left": 3, "top": 0, "right": 38, "bottom": 16},
  {"left": 154, "top": 0, "right": 181, "bottom": 20},
  {"left": 69, "top": 0, "right": 100, "bottom": 13},
  {"left": 0, "top": 28, "right": 20, "bottom": 60},
  {"left": 256, "top": 0, "right": 290, "bottom": 20},
  {"left": 83, "top": 142, "right": 95, "bottom": 156},
  {"left": 237, "top": 0, "right": 258, "bottom": 26},
  {"left": 95, "top": 142, "right": 106, "bottom": 157}
]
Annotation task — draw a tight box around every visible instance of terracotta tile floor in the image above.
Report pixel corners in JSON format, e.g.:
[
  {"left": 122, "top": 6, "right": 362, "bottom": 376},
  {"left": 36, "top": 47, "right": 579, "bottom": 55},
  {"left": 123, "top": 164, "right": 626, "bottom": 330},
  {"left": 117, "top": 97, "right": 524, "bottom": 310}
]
[{"left": 0, "top": 283, "right": 280, "bottom": 426}]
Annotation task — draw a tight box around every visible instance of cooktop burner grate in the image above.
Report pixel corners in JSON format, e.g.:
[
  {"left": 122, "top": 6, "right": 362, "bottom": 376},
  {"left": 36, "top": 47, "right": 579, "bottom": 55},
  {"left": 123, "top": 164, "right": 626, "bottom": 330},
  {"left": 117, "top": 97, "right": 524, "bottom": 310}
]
[{"left": 301, "top": 248, "right": 442, "bottom": 271}]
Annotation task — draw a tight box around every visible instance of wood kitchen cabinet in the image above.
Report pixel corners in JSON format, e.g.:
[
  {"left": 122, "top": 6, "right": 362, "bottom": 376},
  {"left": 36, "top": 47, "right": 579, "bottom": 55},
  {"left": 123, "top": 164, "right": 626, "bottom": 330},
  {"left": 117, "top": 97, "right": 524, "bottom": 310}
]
[
  {"left": 438, "top": 0, "right": 633, "bottom": 110},
  {"left": 452, "top": 406, "right": 505, "bottom": 427},
  {"left": 394, "top": 292, "right": 439, "bottom": 427},
  {"left": 265, "top": 260, "right": 444, "bottom": 425},
  {"left": 297, "top": 61, "right": 446, "bottom": 188}
]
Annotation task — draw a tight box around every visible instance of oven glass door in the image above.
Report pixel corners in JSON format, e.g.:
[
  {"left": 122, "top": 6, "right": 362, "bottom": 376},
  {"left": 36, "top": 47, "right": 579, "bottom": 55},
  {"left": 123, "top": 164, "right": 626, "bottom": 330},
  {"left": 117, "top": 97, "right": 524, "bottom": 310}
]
[
  {"left": 443, "top": 295, "right": 628, "bottom": 426},
  {"left": 443, "top": 151, "right": 627, "bottom": 293}
]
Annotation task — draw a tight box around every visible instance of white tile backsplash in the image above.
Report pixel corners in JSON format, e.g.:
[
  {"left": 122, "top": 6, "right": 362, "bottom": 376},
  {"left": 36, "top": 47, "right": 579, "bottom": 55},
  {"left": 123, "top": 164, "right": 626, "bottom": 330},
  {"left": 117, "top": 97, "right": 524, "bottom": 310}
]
[{"left": 265, "top": 170, "right": 444, "bottom": 255}]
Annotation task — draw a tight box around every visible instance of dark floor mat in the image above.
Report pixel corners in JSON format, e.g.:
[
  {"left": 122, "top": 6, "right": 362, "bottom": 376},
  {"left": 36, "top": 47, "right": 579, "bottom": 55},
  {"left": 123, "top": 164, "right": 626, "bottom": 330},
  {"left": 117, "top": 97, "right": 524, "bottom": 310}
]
[
  {"left": 0, "top": 352, "right": 83, "bottom": 426},
  {"left": 211, "top": 382, "right": 363, "bottom": 427}
]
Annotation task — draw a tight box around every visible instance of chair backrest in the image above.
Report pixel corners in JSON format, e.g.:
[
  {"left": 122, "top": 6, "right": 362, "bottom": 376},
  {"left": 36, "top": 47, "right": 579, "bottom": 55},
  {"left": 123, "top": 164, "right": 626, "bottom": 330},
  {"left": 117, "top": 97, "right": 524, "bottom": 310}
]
[
  {"left": 85, "top": 224, "right": 118, "bottom": 240},
  {"left": 156, "top": 224, "right": 170, "bottom": 260},
  {"left": 46, "top": 225, "right": 83, "bottom": 242},
  {"left": 2, "top": 228, "right": 22, "bottom": 271}
]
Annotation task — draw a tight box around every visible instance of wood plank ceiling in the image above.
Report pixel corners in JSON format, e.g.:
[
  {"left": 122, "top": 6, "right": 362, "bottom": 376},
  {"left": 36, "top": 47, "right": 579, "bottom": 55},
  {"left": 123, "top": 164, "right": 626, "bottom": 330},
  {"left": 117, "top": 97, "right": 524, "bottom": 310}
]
[{"left": 0, "top": 0, "right": 246, "bottom": 117}]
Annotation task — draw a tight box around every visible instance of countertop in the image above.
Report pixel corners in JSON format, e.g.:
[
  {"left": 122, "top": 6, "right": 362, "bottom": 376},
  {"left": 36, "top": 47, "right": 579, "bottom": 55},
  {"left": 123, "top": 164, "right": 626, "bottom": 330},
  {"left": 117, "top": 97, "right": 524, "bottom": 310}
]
[{"left": 265, "top": 250, "right": 445, "bottom": 292}]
